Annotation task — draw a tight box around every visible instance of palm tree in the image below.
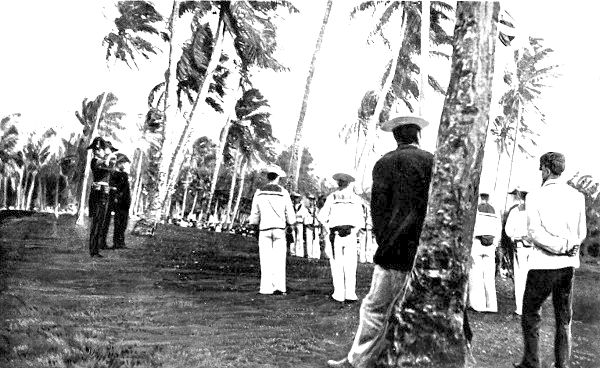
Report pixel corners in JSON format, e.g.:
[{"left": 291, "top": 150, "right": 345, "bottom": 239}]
[
  {"left": 74, "top": 92, "right": 125, "bottom": 225},
  {"left": 287, "top": 0, "right": 334, "bottom": 191},
  {"left": 375, "top": 3, "right": 500, "bottom": 366},
  {"left": 222, "top": 87, "right": 276, "bottom": 229},
  {"left": 122, "top": 2, "right": 295, "bottom": 235},
  {"left": 21, "top": 129, "right": 56, "bottom": 211},
  {"left": 350, "top": 1, "right": 454, "bottom": 184},
  {"left": 0, "top": 114, "right": 20, "bottom": 208},
  {"left": 500, "top": 36, "right": 559, "bottom": 199}
]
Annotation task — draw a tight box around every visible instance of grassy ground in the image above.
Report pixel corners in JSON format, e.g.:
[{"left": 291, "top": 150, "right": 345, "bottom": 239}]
[{"left": 0, "top": 212, "right": 599, "bottom": 368}]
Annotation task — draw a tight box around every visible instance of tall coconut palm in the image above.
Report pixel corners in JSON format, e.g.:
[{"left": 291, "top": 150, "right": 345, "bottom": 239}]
[
  {"left": 350, "top": 1, "right": 454, "bottom": 184},
  {"left": 74, "top": 92, "right": 125, "bottom": 225},
  {"left": 21, "top": 129, "right": 56, "bottom": 211},
  {"left": 0, "top": 114, "right": 20, "bottom": 208},
  {"left": 500, "top": 36, "right": 559, "bottom": 197},
  {"left": 287, "top": 0, "right": 333, "bottom": 191},
  {"left": 374, "top": 3, "right": 500, "bottom": 366}
]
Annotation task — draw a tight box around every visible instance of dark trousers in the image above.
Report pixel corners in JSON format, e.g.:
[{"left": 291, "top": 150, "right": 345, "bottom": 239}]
[
  {"left": 520, "top": 267, "right": 574, "bottom": 368},
  {"left": 89, "top": 190, "right": 110, "bottom": 255},
  {"left": 113, "top": 207, "right": 129, "bottom": 247}
]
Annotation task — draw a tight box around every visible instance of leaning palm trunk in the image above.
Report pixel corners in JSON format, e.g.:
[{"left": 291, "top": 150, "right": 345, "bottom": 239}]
[
  {"left": 419, "top": 0, "right": 430, "bottom": 114},
  {"left": 76, "top": 91, "right": 108, "bottom": 225},
  {"left": 164, "top": 10, "right": 226, "bottom": 210},
  {"left": 2, "top": 176, "right": 7, "bottom": 208},
  {"left": 288, "top": 0, "right": 333, "bottom": 191},
  {"left": 55, "top": 175, "right": 60, "bottom": 216},
  {"left": 25, "top": 172, "right": 37, "bottom": 211},
  {"left": 224, "top": 151, "right": 241, "bottom": 230},
  {"left": 205, "top": 81, "right": 242, "bottom": 217},
  {"left": 356, "top": 6, "right": 408, "bottom": 181},
  {"left": 16, "top": 168, "right": 25, "bottom": 209},
  {"left": 231, "top": 158, "right": 247, "bottom": 227},
  {"left": 503, "top": 101, "right": 523, "bottom": 211},
  {"left": 375, "top": 3, "right": 500, "bottom": 367},
  {"left": 132, "top": 0, "right": 185, "bottom": 235}
]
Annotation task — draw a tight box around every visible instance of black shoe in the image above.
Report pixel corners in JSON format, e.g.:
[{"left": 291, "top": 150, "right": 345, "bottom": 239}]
[
  {"left": 326, "top": 358, "right": 352, "bottom": 368},
  {"left": 273, "top": 290, "right": 287, "bottom": 296},
  {"left": 344, "top": 299, "right": 358, "bottom": 305}
]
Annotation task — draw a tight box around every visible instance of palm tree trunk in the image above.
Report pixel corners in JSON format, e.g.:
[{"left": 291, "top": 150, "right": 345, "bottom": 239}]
[
  {"left": 130, "top": 149, "right": 144, "bottom": 216},
  {"left": 503, "top": 102, "right": 523, "bottom": 211},
  {"left": 164, "top": 8, "right": 226, "bottom": 206},
  {"left": 55, "top": 175, "right": 60, "bottom": 216},
  {"left": 356, "top": 5, "right": 408, "bottom": 174},
  {"left": 2, "top": 176, "right": 7, "bottom": 208},
  {"left": 376, "top": 3, "right": 500, "bottom": 367},
  {"left": 190, "top": 190, "right": 199, "bottom": 216},
  {"left": 419, "top": 0, "right": 430, "bottom": 114},
  {"left": 206, "top": 83, "right": 241, "bottom": 215},
  {"left": 26, "top": 172, "right": 37, "bottom": 211},
  {"left": 132, "top": 0, "right": 184, "bottom": 235},
  {"left": 38, "top": 175, "right": 45, "bottom": 211},
  {"left": 231, "top": 158, "right": 247, "bottom": 227},
  {"left": 492, "top": 149, "right": 503, "bottom": 195},
  {"left": 17, "top": 168, "right": 25, "bottom": 209},
  {"left": 288, "top": 0, "right": 334, "bottom": 191},
  {"left": 76, "top": 91, "right": 108, "bottom": 225},
  {"left": 224, "top": 151, "right": 241, "bottom": 230},
  {"left": 181, "top": 182, "right": 190, "bottom": 218}
]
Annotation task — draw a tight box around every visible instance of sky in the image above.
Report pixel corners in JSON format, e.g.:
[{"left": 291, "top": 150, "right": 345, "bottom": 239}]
[{"left": 1, "top": 1, "right": 599, "bottom": 202}]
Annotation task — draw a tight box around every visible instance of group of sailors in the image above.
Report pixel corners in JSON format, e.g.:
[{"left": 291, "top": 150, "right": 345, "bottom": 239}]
[{"left": 248, "top": 166, "right": 376, "bottom": 302}]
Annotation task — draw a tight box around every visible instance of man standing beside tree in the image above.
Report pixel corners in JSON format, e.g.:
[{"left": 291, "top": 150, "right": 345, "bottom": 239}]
[
  {"left": 515, "top": 152, "right": 586, "bottom": 368},
  {"left": 327, "top": 116, "right": 433, "bottom": 368}
]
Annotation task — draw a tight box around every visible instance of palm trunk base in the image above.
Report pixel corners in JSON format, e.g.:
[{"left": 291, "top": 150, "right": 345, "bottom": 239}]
[{"left": 131, "top": 218, "right": 157, "bottom": 237}]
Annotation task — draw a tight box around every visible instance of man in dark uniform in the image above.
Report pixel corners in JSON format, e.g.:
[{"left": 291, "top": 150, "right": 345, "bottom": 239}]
[
  {"left": 327, "top": 115, "right": 434, "bottom": 368},
  {"left": 110, "top": 153, "right": 131, "bottom": 249},
  {"left": 88, "top": 137, "right": 117, "bottom": 258}
]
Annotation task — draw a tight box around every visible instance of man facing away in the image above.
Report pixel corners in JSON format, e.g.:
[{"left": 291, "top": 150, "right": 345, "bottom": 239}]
[
  {"left": 305, "top": 194, "right": 322, "bottom": 259},
  {"left": 248, "top": 166, "right": 295, "bottom": 295},
  {"left": 327, "top": 115, "right": 433, "bottom": 368},
  {"left": 319, "top": 171, "right": 364, "bottom": 304},
  {"left": 505, "top": 187, "right": 530, "bottom": 315},
  {"left": 291, "top": 192, "right": 309, "bottom": 257},
  {"left": 109, "top": 153, "right": 131, "bottom": 249},
  {"left": 514, "top": 152, "right": 586, "bottom": 368}
]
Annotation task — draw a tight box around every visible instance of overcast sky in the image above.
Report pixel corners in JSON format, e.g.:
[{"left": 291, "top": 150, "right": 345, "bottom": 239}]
[{"left": 1, "top": 1, "right": 599, "bottom": 200}]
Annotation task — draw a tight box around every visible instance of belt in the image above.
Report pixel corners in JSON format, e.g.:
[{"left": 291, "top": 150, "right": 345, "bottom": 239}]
[{"left": 259, "top": 227, "right": 286, "bottom": 231}]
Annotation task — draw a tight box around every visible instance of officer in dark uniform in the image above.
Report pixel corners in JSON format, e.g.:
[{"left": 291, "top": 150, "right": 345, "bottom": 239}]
[
  {"left": 110, "top": 153, "right": 131, "bottom": 249},
  {"left": 88, "top": 137, "right": 117, "bottom": 258}
]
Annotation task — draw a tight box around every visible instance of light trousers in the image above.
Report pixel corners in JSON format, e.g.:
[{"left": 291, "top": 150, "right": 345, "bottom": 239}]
[
  {"left": 306, "top": 226, "right": 321, "bottom": 259},
  {"left": 513, "top": 246, "right": 531, "bottom": 315},
  {"left": 329, "top": 231, "right": 358, "bottom": 302},
  {"left": 258, "top": 229, "right": 287, "bottom": 294},
  {"left": 347, "top": 265, "right": 409, "bottom": 368},
  {"left": 469, "top": 245, "right": 498, "bottom": 312},
  {"left": 293, "top": 223, "right": 305, "bottom": 257}
]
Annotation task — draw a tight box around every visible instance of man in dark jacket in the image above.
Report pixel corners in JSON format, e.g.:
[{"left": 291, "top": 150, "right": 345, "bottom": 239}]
[
  {"left": 88, "top": 137, "right": 118, "bottom": 258},
  {"left": 110, "top": 153, "right": 131, "bottom": 249},
  {"left": 327, "top": 116, "right": 433, "bottom": 368}
]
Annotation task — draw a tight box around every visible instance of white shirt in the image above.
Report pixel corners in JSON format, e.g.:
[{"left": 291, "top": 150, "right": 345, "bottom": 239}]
[
  {"left": 248, "top": 183, "right": 295, "bottom": 230},
  {"left": 472, "top": 210, "right": 501, "bottom": 257},
  {"left": 318, "top": 186, "right": 364, "bottom": 229},
  {"left": 526, "top": 178, "right": 587, "bottom": 270},
  {"left": 293, "top": 202, "right": 310, "bottom": 224},
  {"left": 505, "top": 206, "right": 529, "bottom": 240}
]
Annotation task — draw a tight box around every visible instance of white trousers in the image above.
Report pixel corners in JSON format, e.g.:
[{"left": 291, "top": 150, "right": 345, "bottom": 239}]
[
  {"left": 305, "top": 226, "right": 321, "bottom": 259},
  {"left": 258, "top": 229, "right": 287, "bottom": 294},
  {"left": 293, "top": 223, "right": 305, "bottom": 257},
  {"left": 469, "top": 251, "right": 498, "bottom": 312},
  {"left": 347, "top": 265, "right": 409, "bottom": 368},
  {"left": 513, "top": 246, "right": 531, "bottom": 315},
  {"left": 328, "top": 231, "right": 358, "bottom": 302}
]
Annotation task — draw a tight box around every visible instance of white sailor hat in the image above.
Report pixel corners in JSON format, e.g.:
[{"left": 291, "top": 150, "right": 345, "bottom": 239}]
[
  {"left": 265, "top": 165, "right": 286, "bottom": 178},
  {"left": 380, "top": 115, "right": 430, "bottom": 132},
  {"left": 332, "top": 172, "right": 355, "bottom": 183}
]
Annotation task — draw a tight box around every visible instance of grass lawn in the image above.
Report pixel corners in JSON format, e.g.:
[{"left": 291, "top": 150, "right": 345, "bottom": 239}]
[{"left": 1, "top": 212, "right": 599, "bottom": 368}]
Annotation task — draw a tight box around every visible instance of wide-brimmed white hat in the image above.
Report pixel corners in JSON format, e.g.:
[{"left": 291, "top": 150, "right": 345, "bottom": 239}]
[
  {"left": 380, "top": 115, "right": 430, "bottom": 132},
  {"left": 265, "top": 165, "right": 286, "bottom": 178},
  {"left": 332, "top": 172, "right": 355, "bottom": 182}
]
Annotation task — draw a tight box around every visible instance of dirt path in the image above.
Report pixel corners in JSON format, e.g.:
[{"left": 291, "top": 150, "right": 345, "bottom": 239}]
[{"left": 1, "top": 213, "right": 599, "bottom": 368}]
